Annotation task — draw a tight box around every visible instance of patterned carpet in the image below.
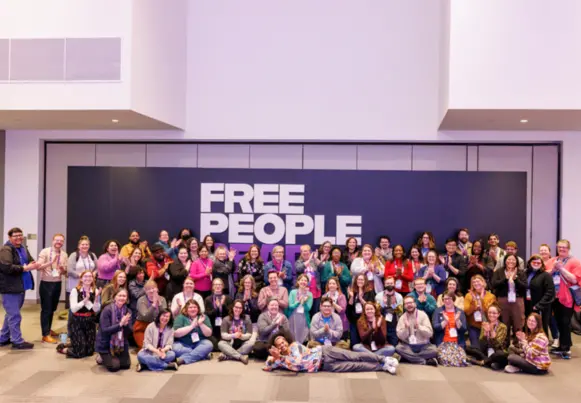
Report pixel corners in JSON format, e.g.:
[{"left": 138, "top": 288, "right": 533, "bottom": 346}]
[{"left": 0, "top": 303, "right": 579, "bottom": 403}]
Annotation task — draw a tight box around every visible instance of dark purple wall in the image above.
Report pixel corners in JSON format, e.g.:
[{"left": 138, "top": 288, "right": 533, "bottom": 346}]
[{"left": 67, "top": 167, "right": 527, "bottom": 261}]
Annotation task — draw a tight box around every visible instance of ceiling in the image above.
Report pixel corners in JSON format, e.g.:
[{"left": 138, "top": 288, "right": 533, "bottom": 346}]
[
  {"left": 440, "top": 109, "right": 581, "bottom": 131},
  {"left": 0, "top": 110, "right": 179, "bottom": 130}
]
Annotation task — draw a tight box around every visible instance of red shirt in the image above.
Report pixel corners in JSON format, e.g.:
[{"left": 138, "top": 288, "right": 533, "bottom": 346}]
[
  {"left": 384, "top": 259, "right": 414, "bottom": 293},
  {"left": 146, "top": 255, "right": 173, "bottom": 294}
]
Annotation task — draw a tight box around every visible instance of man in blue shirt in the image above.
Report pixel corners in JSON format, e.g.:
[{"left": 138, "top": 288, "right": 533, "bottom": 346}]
[{"left": 0, "top": 227, "right": 40, "bottom": 349}]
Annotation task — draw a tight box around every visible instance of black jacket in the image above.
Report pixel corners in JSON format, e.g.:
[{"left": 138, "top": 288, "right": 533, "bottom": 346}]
[
  {"left": 0, "top": 244, "right": 35, "bottom": 294},
  {"left": 443, "top": 253, "right": 468, "bottom": 291},
  {"left": 491, "top": 268, "right": 527, "bottom": 298},
  {"left": 526, "top": 269, "right": 555, "bottom": 312}
]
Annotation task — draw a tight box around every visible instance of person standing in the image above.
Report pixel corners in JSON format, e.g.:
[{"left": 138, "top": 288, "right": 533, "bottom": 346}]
[
  {"left": 0, "top": 227, "right": 40, "bottom": 349},
  {"left": 456, "top": 228, "right": 472, "bottom": 258},
  {"left": 36, "top": 234, "right": 69, "bottom": 343},
  {"left": 524, "top": 255, "right": 555, "bottom": 335},
  {"left": 546, "top": 239, "right": 581, "bottom": 359}
]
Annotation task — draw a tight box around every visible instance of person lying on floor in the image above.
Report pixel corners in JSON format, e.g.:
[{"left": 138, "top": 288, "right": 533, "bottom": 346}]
[{"left": 262, "top": 331, "right": 399, "bottom": 374}]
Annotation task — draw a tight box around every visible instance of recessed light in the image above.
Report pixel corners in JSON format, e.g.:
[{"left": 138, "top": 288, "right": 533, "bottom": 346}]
[
  {"left": 112, "top": 119, "right": 119, "bottom": 123},
  {"left": 520, "top": 119, "right": 528, "bottom": 123}
]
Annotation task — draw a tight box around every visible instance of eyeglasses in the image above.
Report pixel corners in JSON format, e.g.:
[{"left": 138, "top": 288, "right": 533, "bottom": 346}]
[{"left": 10, "top": 234, "right": 23, "bottom": 238}]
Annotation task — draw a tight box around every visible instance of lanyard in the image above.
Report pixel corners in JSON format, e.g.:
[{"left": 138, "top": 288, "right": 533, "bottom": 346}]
[
  {"left": 80, "top": 255, "right": 92, "bottom": 270},
  {"left": 49, "top": 248, "right": 61, "bottom": 267}
]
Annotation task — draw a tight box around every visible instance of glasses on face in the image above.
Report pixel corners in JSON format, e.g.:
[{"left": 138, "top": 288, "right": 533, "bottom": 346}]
[{"left": 11, "top": 234, "right": 23, "bottom": 238}]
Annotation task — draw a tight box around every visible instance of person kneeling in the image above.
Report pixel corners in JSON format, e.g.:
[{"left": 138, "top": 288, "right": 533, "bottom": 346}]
[
  {"left": 263, "top": 332, "right": 398, "bottom": 374},
  {"left": 172, "top": 300, "right": 214, "bottom": 366},
  {"left": 395, "top": 295, "right": 438, "bottom": 366},
  {"left": 504, "top": 313, "right": 551, "bottom": 375},
  {"left": 136, "top": 309, "right": 178, "bottom": 371}
]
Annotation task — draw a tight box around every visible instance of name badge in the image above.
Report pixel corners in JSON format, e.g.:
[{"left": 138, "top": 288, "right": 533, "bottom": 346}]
[
  {"left": 426, "top": 284, "right": 432, "bottom": 294},
  {"left": 409, "top": 335, "right": 417, "bottom": 345},
  {"left": 395, "top": 279, "right": 402, "bottom": 289},
  {"left": 487, "top": 348, "right": 494, "bottom": 357},
  {"left": 385, "top": 312, "right": 393, "bottom": 322},
  {"left": 324, "top": 338, "right": 332, "bottom": 347},
  {"left": 215, "top": 317, "right": 222, "bottom": 326},
  {"left": 508, "top": 291, "right": 516, "bottom": 303},
  {"left": 366, "top": 271, "right": 374, "bottom": 281},
  {"left": 370, "top": 341, "right": 378, "bottom": 351},
  {"left": 355, "top": 302, "right": 363, "bottom": 314},
  {"left": 526, "top": 289, "right": 531, "bottom": 300},
  {"left": 164, "top": 272, "right": 170, "bottom": 281},
  {"left": 278, "top": 278, "right": 283, "bottom": 286},
  {"left": 449, "top": 327, "right": 458, "bottom": 338},
  {"left": 553, "top": 276, "right": 561, "bottom": 285},
  {"left": 191, "top": 332, "right": 200, "bottom": 343},
  {"left": 473, "top": 311, "right": 483, "bottom": 322},
  {"left": 297, "top": 305, "right": 305, "bottom": 314},
  {"left": 444, "top": 271, "right": 449, "bottom": 280},
  {"left": 51, "top": 268, "right": 60, "bottom": 277},
  {"left": 117, "top": 331, "right": 123, "bottom": 341}
]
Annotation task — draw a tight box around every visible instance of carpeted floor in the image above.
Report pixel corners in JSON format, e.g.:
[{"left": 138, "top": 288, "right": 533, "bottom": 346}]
[{"left": 0, "top": 302, "right": 579, "bottom": 403}]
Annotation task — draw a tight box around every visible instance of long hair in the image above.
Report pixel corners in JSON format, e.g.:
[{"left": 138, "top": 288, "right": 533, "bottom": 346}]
[
  {"left": 237, "top": 274, "right": 258, "bottom": 298},
  {"left": 243, "top": 244, "right": 264, "bottom": 264},
  {"left": 325, "top": 276, "right": 344, "bottom": 295},
  {"left": 351, "top": 273, "right": 373, "bottom": 293},
  {"left": 417, "top": 232, "right": 436, "bottom": 249},
  {"left": 75, "top": 270, "right": 96, "bottom": 292},
  {"left": 357, "top": 301, "right": 381, "bottom": 332},
  {"left": 202, "top": 235, "right": 215, "bottom": 253},
  {"left": 228, "top": 299, "right": 245, "bottom": 320},
  {"left": 154, "top": 308, "right": 174, "bottom": 328},
  {"left": 525, "top": 312, "right": 545, "bottom": 342},
  {"left": 361, "top": 244, "right": 381, "bottom": 268},
  {"left": 110, "top": 270, "right": 127, "bottom": 291}
]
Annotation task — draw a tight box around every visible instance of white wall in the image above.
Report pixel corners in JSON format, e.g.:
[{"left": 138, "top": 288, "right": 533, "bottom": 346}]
[
  {"left": 130, "top": 0, "right": 187, "bottom": 128},
  {"left": 449, "top": 0, "right": 581, "bottom": 109},
  {"left": 186, "top": 0, "right": 447, "bottom": 140},
  {"left": 0, "top": 0, "right": 132, "bottom": 110}
]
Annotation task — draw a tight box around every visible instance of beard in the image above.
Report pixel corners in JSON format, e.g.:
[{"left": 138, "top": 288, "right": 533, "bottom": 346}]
[{"left": 130, "top": 239, "right": 140, "bottom": 245}]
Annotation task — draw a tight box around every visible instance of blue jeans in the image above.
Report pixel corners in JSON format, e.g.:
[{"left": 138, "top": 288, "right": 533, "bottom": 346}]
[
  {"left": 352, "top": 343, "right": 395, "bottom": 357},
  {"left": 172, "top": 340, "right": 213, "bottom": 365},
  {"left": 0, "top": 293, "right": 25, "bottom": 344},
  {"left": 137, "top": 350, "right": 176, "bottom": 371},
  {"left": 468, "top": 326, "right": 481, "bottom": 347}
]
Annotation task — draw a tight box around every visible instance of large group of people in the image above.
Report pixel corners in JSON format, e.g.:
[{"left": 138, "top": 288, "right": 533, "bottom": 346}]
[{"left": 0, "top": 227, "right": 579, "bottom": 376}]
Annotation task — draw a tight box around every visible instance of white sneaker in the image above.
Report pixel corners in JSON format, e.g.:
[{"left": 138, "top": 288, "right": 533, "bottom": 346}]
[
  {"left": 504, "top": 364, "right": 521, "bottom": 374},
  {"left": 383, "top": 357, "right": 399, "bottom": 374},
  {"left": 552, "top": 339, "right": 560, "bottom": 348}
]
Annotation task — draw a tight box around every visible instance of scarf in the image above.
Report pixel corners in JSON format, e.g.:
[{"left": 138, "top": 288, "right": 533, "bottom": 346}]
[
  {"left": 157, "top": 326, "right": 166, "bottom": 349},
  {"left": 6, "top": 241, "right": 32, "bottom": 291},
  {"left": 110, "top": 304, "right": 127, "bottom": 356},
  {"left": 212, "top": 293, "right": 224, "bottom": 314},
  {"left": 273, "top": 259, "right": 283, "bottom": 271}
]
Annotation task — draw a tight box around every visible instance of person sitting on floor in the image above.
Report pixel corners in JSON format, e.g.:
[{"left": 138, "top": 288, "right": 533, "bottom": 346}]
[
  {"left": 504, "top": 312, "right": 551, "bottom": 375},
  {"left": 136, "top": 309, "right": 178, "bottom": 372},
  {"left": 395, "top": 295, "right": 439, "bottom": 366},
  {"left": 172, "top": 300, "right": 213, "bottom": 366},
  {"left": 432, "top": 291, "right": 468, "bottom": 367},
  {"left": 217, "top": 299, "right": 253, "bottom": 365},
  {"left": 263, "top": 331, "right": 398, "bottom": 374},
  {"left": 465, "top": 303, "right": 509, "bottom": 370},
  {"left": 253, "top": 298, "right": 291, "bottom": 360},
  {"left": 353, "top": 301, "right": 396, "bottom": 358},
  {"left": 308, "top": 297, "right": 348, "bottom": 349}
]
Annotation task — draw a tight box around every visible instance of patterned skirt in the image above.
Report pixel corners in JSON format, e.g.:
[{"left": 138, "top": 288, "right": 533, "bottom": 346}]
[{"left": 437, "top": 342, "right": 468, "bottom": 367}]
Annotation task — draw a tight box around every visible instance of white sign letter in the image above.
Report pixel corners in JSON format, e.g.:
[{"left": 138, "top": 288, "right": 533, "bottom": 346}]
[
  {"left": 279, "top": 184, "right": 305, "bottom": 214},
  {"left": 285, "top": 215, "right": 314, "bottom": 244},
  {"left": 336, "top": 215, "right": 362, "bottom": 245},
  {"left": 200, "top": 183, "right": 224, "bottom": 213},
  {"left": 228, "top": 214, "right": 255, "bottom": 243},
  {"left": 200, "top": 213, "right": 229, "bottom": 237},
  {"left": 254, "top": 214, "right": 285, "bottom": 244},
  {"left": 254, "top": 184, "right": 279, "bottom": 214},
  {"left": 224, "top": 184, "right": 254, "bottom": 213}
]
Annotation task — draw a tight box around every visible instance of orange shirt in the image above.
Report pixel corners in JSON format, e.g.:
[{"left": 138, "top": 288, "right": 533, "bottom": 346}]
[{"left": 443, "top": 311, "right": 458, "bottom": 343}]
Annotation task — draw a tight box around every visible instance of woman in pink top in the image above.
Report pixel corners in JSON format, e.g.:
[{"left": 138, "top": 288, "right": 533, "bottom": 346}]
[
  {"left": 189, "top": 244, "right": 213, "bottom": 299},
  {"left": 96, "top": 240, "right": 122, "bottom": 289},
  {"left": 546, "top": 239, "right": 581, "bottom": 359}
]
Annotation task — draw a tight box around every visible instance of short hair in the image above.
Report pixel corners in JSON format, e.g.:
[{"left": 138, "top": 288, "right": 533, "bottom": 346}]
[
  {"left": 442, "top": 290, "right": 457, "bottom": 302},
  {"left": 154, "top": 308, "right": 174, "bottom": 328},
  {"left": 144, "top": 280, "right": 158, "bottom": 289},
  {"left": 266, "top": 297, "right": 280, "bottom": 307},
  {"left": 384, "top": 276, "right": 395, "bottom": 284},
  {"left": 181, "top": 299, "right": 202, "bottom": 316},
  {"left": 539, "top": 243, "right": 552, "bottom": 252},
  {"left": 457, "top": 228, "right": 469, "bottom": 236},
  {"left": 488, "top": 233, "right": 499, "bottom": 241},
  {"left": 445, "top": 238, "right": 456, "bottom": 245},
  {"left": 414, "top": 277, "right": 426, "bottom": 285},
  {"left": 272, "top": 245, "right": 284, "bottom": 255},
  {"left": 505, "top": 241, "right": 518, "bottom": 249},
  {"left": 267, "top": 330, "right": 293, "bottom": 349},
  {"left": 150, "top": 243, "right": 165, "bottom": 253},
  {"left": 8, "top": 227, "right": 23, "bottom": 237},
  {"left": 295, "top": 274, "right": 309, "bottom": 288},
  {"left": 300, "top": 244, "right": 311, "bottom": 252},
  {"left": 103, "top": 239, "right": 121, "bottom": 253},
  {"left": 403, "top": 295, "right": 415, "bottom": 304},
  {"left": 557, "top": 239, "right": 571, "bottom": 249},
  {"left": 320, "top": 296, "right": 333, "bottom": 306},
  {"left": 113, "top": 287, "right": 129, "bottom": 299},
  {"left": 52, "top": 233, "right": 65, "bottom": 240},
  {"left": 378, "top": 235, "right": 391, "bottom": 244},
  {"left": 487, "top": 302, "right": 502, "bottom": 315}
]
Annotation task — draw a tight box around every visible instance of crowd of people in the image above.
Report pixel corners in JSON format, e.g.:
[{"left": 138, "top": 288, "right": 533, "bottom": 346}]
[{"left": 0, "top": 227, "right": 579, "bottom": 376}]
